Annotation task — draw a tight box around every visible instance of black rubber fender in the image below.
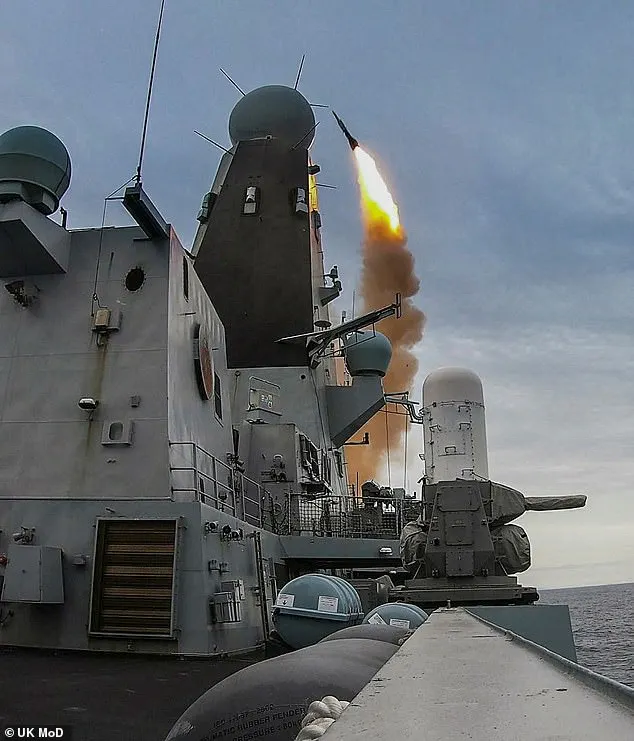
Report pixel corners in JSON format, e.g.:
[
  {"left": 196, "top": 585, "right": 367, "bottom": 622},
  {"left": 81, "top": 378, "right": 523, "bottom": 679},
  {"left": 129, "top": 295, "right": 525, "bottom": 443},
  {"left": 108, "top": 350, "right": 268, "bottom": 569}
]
[
  {"left": 318, "top": 623, "right": 412, "bottom": 646},
  {"left": 164, "top": 638, "right": 397, "bottom": 741}
]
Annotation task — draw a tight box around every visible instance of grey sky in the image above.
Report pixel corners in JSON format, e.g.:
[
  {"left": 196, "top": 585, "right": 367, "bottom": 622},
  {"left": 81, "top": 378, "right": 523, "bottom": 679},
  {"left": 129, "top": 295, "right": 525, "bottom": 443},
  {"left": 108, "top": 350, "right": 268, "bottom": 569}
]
[{"left": 2, "top": 1, "right": 633, "bottom": 588}]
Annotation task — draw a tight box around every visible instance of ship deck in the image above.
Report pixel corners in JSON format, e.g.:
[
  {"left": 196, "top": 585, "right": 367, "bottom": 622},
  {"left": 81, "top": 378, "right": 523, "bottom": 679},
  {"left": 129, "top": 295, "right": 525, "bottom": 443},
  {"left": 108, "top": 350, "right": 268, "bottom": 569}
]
[
  {"left": 324, "top": 608, "right": 634, "bottom": 741},
  {"left": 0, "top": 646, "right": 262, "bottom": 741}
]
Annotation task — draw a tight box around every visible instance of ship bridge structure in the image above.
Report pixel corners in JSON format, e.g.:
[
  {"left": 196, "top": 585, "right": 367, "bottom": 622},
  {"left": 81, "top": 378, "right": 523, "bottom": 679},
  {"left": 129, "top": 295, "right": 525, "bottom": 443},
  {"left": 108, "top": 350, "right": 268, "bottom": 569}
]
[{"left": 0, "top": 87, "right": 408, "bottom": 657}]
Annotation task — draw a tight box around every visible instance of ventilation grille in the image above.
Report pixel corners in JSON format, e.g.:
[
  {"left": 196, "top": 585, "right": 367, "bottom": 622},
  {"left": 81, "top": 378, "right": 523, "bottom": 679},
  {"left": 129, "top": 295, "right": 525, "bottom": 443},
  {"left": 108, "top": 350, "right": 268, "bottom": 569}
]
[{"left": 89, "top": 519, "right": 178, "bottom": 638}]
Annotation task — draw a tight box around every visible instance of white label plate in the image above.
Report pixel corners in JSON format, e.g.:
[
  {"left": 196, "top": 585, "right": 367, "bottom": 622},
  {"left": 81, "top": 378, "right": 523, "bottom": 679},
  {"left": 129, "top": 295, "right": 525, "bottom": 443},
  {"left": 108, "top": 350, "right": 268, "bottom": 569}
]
[
  {"left": 368, "top": 613, "right": 387, "bottom": 625},
  {"left": 276, "top": 593, "right": 295, "bottom": 607},
  {"left": 317, "top": 595, "right": 339, "bottom": 613},
  {"left": 389, "top": 618, "right": 410, "bottom": 628}
]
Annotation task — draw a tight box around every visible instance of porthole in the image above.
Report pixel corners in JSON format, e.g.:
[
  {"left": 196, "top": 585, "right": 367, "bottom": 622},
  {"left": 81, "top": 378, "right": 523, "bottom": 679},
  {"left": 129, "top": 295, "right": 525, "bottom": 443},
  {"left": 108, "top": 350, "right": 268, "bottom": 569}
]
[{"left": 125, "top": 267, "right": 145, "bottom": 292}]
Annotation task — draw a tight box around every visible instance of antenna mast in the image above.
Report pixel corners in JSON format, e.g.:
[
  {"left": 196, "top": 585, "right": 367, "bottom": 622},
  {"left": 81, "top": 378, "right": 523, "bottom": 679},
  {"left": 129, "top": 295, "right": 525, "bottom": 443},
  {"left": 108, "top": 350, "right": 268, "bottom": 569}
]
[
  {"left": 293, "top": 54, "right": 305, "bottom": 90},
  {"left": 135, "top": 0, "right": 166, "bottom": 184},
  {"left": 219, "top": 68, "right": 246, "bottom": 96}
]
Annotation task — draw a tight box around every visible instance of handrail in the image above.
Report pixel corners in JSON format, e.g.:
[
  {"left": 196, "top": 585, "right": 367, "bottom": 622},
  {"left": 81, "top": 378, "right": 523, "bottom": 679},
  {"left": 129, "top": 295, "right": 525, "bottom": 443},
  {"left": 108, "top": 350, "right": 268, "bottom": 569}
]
[
  {"left": 283, "top": 494, "right": 408, "bottom": 538},
  {"left": 169, "top": 441, "right": 265, "bottom": 528},
  {"left": 169, "top": 441, "right": 416, "bottom": 537}
]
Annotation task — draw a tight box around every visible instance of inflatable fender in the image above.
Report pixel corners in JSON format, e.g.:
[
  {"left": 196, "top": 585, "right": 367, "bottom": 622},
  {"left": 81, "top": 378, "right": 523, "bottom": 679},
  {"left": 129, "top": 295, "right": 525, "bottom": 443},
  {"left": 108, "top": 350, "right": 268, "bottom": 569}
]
[
  {"left": 318, "top": 623, "right": 412, "bottom": 645},
  {"left": 164, "top": 638, "right": 397, "bottom": 741}
]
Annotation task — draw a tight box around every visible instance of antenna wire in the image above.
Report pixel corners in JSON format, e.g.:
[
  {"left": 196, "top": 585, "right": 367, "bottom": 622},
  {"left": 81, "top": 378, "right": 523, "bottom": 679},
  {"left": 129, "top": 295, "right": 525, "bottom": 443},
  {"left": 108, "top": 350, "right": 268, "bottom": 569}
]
[{"left": 136, "top": 0, "right": 166, "bottom": 184}]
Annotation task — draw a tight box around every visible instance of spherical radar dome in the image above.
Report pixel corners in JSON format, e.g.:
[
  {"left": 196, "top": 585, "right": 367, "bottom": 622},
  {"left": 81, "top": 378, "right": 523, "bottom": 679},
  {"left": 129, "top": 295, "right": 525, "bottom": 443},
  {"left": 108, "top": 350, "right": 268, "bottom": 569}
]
[
  {"left": 423, "top": 367, "right": 484, "bottom": 406},
  {"left": 229, "top": 85, "right": 316, "bottom": 148},
  {"left": 0, "top": 126, "right": 71, "bottom": 215},
  {"left": 343, "top": 331, "right": 392, "bottom": 378}
]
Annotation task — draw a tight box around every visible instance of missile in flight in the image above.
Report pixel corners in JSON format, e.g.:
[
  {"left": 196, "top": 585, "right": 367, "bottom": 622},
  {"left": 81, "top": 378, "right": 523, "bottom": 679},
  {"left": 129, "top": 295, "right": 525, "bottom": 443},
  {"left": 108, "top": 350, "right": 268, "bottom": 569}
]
[{"left": 332, "top": 111, "right": 359, "bottom": 150}]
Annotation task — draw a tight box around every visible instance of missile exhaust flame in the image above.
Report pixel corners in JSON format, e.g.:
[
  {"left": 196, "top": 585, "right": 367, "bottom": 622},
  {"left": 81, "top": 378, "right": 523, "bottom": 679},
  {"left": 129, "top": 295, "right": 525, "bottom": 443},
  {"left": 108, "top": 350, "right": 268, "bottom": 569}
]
[
  {"left": 354, "top": 147, "right": 401, "bottom": 234},
  {"left": 342, "top": 137, "right": 425, "bottom": 488}
]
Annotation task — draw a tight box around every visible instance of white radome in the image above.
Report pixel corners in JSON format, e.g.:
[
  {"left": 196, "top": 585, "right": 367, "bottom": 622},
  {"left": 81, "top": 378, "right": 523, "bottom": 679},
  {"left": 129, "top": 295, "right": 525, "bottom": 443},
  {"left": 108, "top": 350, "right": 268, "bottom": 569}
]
[{"left": 422, "top": 367, "right": 489, "bottom": 483}]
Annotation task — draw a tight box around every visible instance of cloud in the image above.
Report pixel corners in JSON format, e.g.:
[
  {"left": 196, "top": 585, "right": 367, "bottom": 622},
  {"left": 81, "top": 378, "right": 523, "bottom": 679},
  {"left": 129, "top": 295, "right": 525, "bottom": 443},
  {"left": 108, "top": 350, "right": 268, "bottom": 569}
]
[{"left": 368, "top": 106, "right": 634, "bottom": 586}]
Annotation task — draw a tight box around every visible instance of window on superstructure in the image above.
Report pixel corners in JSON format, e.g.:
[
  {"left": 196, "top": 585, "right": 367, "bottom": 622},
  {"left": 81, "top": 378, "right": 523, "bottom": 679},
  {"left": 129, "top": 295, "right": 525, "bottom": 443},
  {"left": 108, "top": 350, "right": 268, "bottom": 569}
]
[
  {"left": 243, "top": 186, "right": 259, "bottom": 215},
  {"left": 125, "top": 267, "right": 145, "bottom": 292},
  {"left": 322, "top": 451, "right": 332, "bottom": 485},
  {"left": 334, "top": 450, "right": 344, "bottom": 478},
  {"left": 108, "top": 422, "right": 123, "bottom": 441},
  {"left": 183, "top": 256, "right": 189, "bottom": 301},
  {"left": 214, "top": 372, "right": 222, "bottom": 420}
]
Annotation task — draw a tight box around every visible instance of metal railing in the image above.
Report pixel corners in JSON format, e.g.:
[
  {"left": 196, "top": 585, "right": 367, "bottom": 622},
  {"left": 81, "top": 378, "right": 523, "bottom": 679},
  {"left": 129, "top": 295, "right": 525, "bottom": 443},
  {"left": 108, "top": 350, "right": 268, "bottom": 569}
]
[
  {"left": 169, "top": 441, "right": 422, "bottom": 537},
  {"left": 169, "top": 442, "right": 265, "bottom": 528},
  {"left": 290, "top": 496, "right": 420, "bottom": 539}
]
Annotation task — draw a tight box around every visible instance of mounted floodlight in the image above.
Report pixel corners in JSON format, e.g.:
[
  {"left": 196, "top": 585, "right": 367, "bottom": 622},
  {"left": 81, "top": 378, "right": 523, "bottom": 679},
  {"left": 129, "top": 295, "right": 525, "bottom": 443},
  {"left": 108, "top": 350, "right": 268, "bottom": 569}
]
[{"left": 78, "top": 397, "right": 99, "bottom": 411}]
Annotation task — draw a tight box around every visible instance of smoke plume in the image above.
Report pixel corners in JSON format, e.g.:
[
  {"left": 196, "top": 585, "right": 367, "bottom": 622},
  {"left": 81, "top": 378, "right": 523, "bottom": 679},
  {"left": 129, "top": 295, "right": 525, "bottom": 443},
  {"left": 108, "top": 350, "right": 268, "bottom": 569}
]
[{"left": 345, "top": 149, "right": 425, "bottom": 489}]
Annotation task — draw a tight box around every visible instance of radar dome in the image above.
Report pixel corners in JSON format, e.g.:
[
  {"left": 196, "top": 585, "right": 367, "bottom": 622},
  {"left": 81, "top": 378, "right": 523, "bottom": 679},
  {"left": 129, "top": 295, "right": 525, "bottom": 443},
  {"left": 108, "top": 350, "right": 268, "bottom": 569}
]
[
  {"left": 423, "top": 367, "right": 484, "bottom": 406},
  {"left": 229, "top": 85, "right": 316, "bottom": 148},
  {"left": 343, "top": 331, "right": 392, "bottom": 378},
  {"left": 422, "top": 367, "right": 489, "bottom": 483},
  {"left": 0, "top": 126, "right": 71, "bottom": 215}
]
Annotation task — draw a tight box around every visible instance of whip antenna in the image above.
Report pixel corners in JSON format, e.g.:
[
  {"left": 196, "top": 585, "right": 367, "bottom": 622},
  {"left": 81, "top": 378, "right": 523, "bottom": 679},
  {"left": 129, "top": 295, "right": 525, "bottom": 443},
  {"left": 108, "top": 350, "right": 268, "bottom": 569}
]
[
  {"left": 219, "top": 67, "right": 246, "bottom": 96},
  {"left": 135, "top": 0, "right": 166, "bottom": 184},
  {"left": 293, "top": 54, "right": 305, "bottom": 90}
]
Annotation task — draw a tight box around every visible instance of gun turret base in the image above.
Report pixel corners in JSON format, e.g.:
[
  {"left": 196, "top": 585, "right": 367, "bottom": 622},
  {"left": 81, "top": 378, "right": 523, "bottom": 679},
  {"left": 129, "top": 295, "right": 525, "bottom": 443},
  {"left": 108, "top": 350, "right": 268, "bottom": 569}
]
[{"left": 393, "top": 579, "right": 539, "bottom": 609}]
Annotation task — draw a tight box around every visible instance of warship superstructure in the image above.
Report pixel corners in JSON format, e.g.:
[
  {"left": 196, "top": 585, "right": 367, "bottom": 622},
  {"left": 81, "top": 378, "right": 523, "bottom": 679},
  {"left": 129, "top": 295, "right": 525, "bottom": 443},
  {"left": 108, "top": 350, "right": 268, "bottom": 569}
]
[
  {"left": 0, "top": 82, "right": 596, "bottom": 662},
  {"left": 0, "top": 85, "right": 409, "bottom": 656},
  {"left": 2, "top": 82, "right": 634, "bottom": 741}
]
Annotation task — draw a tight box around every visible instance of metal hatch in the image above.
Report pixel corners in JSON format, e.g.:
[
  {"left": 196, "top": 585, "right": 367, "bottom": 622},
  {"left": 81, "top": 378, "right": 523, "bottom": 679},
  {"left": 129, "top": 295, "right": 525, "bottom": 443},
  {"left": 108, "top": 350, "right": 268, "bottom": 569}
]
[{"left": 88, "top": 519, "right": 179, "bottom": 638}]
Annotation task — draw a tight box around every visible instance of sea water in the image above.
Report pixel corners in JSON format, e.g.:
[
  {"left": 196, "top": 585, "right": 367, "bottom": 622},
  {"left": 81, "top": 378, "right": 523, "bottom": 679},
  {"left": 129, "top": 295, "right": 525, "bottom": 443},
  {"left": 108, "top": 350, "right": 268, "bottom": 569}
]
[{"left": 541, "top": 582, "right": 634, "bottom": 687}]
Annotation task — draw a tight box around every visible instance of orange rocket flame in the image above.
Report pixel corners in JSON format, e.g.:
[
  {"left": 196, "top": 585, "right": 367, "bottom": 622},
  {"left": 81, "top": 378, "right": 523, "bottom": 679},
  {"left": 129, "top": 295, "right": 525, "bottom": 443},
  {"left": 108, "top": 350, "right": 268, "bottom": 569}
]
[
  {"left": 346, "top": 146, "right": 425, "bottom": 490},
  {"left": 354, "top": 147, "right": 401, "bottom": 233}
]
